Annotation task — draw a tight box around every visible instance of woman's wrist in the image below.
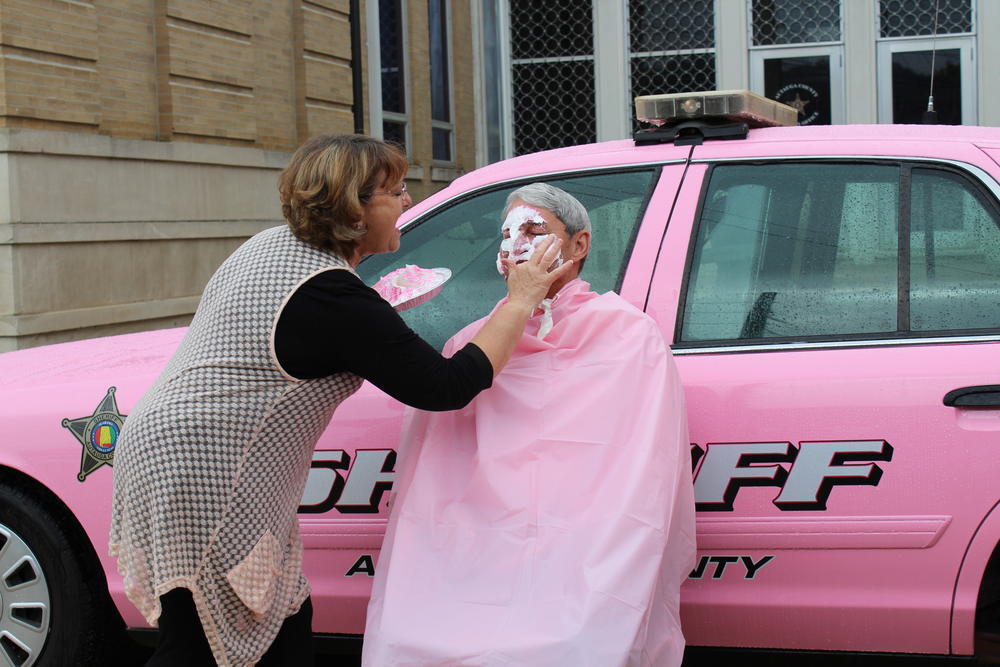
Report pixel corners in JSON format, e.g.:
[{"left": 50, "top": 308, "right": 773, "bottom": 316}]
[{"left": 501, "top": 298, "right": 536, "bottom": 319}]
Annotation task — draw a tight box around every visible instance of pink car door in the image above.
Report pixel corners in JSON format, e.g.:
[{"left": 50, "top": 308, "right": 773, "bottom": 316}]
[
  {"left": 298, "top": 167, "right": 669, "bottom": 635},
  {"left": 646, "top": 152, "right": 1000, "bottom": 655}
]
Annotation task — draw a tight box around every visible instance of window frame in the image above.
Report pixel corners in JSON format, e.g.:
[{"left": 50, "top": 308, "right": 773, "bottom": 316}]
[
  {"left": 747, "top": 0, "right": 844, "bottom": 48},
  {"left": 377, "top": 0, "right": 411, "bottom": 154},
  {"left": 876, "top": 0, "right": 975, "bottom": 40},
  {"left": 428, "top": 0, "right": 456, "bottom": 165},
  {"left": 673, "top": 157, "right": 1000, "bottom": 353},
  {"left": 627, "top": 0, "right": 718, "bottom": 135},
  {"left": 875, "top": 36, "right": 977, "bottom": 125},
  {"left": 502, "top": 1, "right": 598, "bottom": 157}
]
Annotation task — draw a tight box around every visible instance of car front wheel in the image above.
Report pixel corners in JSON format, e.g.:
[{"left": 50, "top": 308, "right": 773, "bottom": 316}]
[{"left": 0, "top": 483, "right": 106, "bottom": 666}]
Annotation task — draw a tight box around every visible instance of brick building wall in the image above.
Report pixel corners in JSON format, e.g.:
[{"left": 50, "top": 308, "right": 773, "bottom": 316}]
[
  {"left": 0, "top": 0, "right": 477, "bottom": 351},
  {"left": 0, "top": 0, "right": 359, "bottom": 145}
]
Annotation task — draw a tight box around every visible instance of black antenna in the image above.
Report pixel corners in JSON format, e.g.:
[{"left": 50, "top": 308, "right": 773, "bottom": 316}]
[{"left": 922, "top": 0, "right": 941, "bottom": 123}]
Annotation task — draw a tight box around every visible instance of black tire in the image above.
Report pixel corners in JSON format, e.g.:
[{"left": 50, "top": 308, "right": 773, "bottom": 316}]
[{"left": 0, "top": 482, "right": 108, "bottom": 666}]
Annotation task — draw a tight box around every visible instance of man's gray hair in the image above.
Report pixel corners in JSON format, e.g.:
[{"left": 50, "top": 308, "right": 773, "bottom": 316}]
[{"left": 504, "top": 183, "right": 591, "bottom": 235}]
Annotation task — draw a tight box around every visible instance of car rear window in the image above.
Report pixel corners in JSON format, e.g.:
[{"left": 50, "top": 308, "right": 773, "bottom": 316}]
[{"left": 679, "top": 161, "right": 1000, "bottom": 344}]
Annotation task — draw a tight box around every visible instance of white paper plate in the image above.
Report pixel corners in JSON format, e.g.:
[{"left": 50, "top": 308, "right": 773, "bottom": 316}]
[{"left": 373, "top": 266, "right": 452, "bottom": 311}]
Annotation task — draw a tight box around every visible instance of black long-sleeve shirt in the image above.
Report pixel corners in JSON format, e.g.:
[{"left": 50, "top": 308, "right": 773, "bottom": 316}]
[{"left": 274, "top": 269, "right": 492, "bottom": 411}]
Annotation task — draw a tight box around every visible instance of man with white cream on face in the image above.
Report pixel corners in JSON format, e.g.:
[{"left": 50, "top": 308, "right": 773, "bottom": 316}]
[
  {"left": 495, "top": 184, "right": 592, "bottom": 337},
  {"left": 363, "top": 184, "right": 696, "bottom": 667}
]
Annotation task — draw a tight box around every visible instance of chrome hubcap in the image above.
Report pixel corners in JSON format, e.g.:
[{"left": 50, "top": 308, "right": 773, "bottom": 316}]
[{"left": 0, "top": 524, "right": 49, "bottom": 667}]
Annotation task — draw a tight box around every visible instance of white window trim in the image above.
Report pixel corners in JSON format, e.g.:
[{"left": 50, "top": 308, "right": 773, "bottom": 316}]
[
  {"left": 471, "top": 0, "right": 508, "bottom": 166},
  {"left": 366, "top": 0, "right": 382, "bottom": 138},
  {"left": 749, "top": 44, "right": 846, "bottom": 124},
  {"left": 498, "top": 0, "right": 514, "bottom": 159},
  {"left": 715, "top": 0, "right": 748, "bottom": 90},
  {"left": 594, "top": 0, "right": 629, "bottom": 141},
  {"left": 875, "top": 36, "right": 977, "bottom": 125}
]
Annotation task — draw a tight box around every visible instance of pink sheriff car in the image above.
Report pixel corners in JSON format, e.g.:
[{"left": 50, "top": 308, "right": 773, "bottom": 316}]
[{"left": 2, "top": 91, "right": 1000, "bottom": 665}]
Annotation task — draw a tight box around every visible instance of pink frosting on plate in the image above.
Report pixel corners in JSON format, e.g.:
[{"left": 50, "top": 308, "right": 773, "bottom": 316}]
[{"left": 373, "top": 265, "right": 452, "bottom": 310}]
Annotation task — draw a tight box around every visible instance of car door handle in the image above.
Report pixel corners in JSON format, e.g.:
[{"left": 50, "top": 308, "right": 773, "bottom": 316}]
[{"left": 943, "top": 385, "right": 1000, "bottom": 407}]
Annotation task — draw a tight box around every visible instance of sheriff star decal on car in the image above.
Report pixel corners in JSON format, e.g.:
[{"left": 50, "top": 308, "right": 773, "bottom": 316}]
[{"left": 62, "top": 386, "right": 126, "bottom": 482}]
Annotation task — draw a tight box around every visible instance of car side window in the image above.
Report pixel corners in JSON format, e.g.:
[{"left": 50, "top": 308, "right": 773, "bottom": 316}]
[
  {"left": 679, "top": 161, "right": 1000, "bottom": 344},
  {"left": 910, "top": 168, "right": 1000, "bottom": 331},
  {"left": 357, "top": 170, "right": 656, "bottom": 349}
]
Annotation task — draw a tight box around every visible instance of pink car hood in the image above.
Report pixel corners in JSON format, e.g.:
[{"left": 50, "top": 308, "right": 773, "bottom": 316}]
[{"left": 0, "top": 328, "right": 186, "bottom": 392}]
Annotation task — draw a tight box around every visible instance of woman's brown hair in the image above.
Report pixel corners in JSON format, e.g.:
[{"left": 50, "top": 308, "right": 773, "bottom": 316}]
[{"left": 278, "top": 134, "right": 408, "bottom": 257}]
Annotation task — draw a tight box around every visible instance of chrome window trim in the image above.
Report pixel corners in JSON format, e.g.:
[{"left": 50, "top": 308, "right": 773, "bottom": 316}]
[
  {"left": 673, "top": 335, "right": 1000, "bottom": 355},
  {"left": 690, "top": 154, "right": 1000, "bottom": 200}
]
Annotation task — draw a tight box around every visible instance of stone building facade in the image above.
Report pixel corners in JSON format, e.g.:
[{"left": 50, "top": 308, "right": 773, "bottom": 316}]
[{"left": 0, "top": 0, "right": 475, "bottom": 351}]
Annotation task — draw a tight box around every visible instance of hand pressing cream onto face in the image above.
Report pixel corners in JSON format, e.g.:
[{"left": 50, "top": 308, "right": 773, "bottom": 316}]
[{"left": 496, "top": 205, "right": 564, "bottom": 276}]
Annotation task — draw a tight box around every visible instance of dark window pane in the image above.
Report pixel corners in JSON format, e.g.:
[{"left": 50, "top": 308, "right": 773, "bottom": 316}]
[
  {"left": 380, "top": 0, "right": 405, "bottom": 113},
  {"left": 752, "top": 0, "right": 841, "bottom": 46},
  {"left": 681, "top": 163, "right": 900, "bottom": 342},
  {"left": 432, "top": 127, "right": 451, "bottom": 161},
  {"left": 891, "top": 49, "right": 961, "bottom": 124},
  {"left": 630, "top": 53, "right": 716, "bottom": 97},
  {"left": 512, "top": 60, "right": 596, "bottom": 155},
  {"left": 910, "top": 168, "right": 1000, "bottom": 331},
  {"left": 356, "top": 170, "right": 655, "bottom": 349},
  {"left": 428, "top": 0, "right": 450, "bottom": 122},
  {"left": 880, "top": 0, "right": 972, "bottom": 38},
  {"left": 383, "top": 121, "right": 406, "bottom": 151},
  {"left": 630, "top": 53, "right": 716, "bottom": 132},
  {"left": 510, "top": 0, "right": 593, "bottom": 60},
  {"left": 629, "top": 0, "right": 714, "bottom": 52},
  {"left": 764, "top": 55, "right": 832, "bottom": 125}
]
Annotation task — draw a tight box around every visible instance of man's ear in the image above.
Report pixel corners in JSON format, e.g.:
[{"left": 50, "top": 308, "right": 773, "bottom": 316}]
[{"left": 569, "top": 230, "right": 591, "bottom": 263}]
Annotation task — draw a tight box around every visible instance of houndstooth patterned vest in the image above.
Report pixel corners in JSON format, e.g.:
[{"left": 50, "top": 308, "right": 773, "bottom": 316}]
[{"left": 110, "top": 225, "right": 363, "bottom": 666}]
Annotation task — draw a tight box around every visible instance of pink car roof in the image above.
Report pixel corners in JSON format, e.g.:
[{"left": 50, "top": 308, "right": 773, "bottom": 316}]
[{"left": 401, "top": 123, "right": 1000, "bottom": 225}]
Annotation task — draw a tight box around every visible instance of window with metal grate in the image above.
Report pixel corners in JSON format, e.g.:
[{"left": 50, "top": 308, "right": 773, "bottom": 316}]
[
  {"left": 751, "top": 0, "right": 842, "bottom": 46},
  {"left": 509, "top": 0, "right": 596, "bottom": 156},
  {"left": 380, "top": 0, "right": 408, "bottom": 151},
  {"left": 628, "top": 0, "right": 716, "bottom": 134},
  {"left": 879, "top": 0, "right": 973, "bottom": 38},
  {"left": 876, "top": 0, "right": 975, "bottom": 124}
]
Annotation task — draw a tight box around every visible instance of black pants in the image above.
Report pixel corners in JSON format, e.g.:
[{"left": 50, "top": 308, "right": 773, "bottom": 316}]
[{"left": 147, "top": 588, "right": 314, "bottom": 666}]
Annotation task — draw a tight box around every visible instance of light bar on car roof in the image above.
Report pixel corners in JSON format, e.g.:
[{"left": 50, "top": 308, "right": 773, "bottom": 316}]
[{"left": 635, "top": 90, "right": 797, "bottom": 129}]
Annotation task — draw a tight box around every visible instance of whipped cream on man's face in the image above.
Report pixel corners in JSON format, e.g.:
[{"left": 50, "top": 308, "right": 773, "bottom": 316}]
[{"left": 496, "top": 205, "right": 563, "bottom": 276}]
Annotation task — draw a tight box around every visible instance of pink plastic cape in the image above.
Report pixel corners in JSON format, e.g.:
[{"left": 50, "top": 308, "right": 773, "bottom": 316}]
[{"left": 363, "top": 279, "right": 696, "bottom": 666}]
